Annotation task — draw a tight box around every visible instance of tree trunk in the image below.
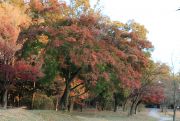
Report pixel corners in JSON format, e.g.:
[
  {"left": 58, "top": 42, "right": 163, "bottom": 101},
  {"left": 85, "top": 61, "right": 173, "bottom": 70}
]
[
  {"left": 17, "top": 94, "right": 20, "bottom": 107},
  {"left": 161, "top": 105, "right": 164, "bottom": 112},
  {"left": 31, "top": 82, "right": 36, "bottom": 109},
  {"left": 129, "top": 100, "right": 135, "bottom": 115},
  {"left": 130, "top": 95, "right": 139, "bottom": 115},
  {"left": 114, "top": 103, "right": 118, "bottom": 112},
  {"left": 0, "top": 91, "right": 3, "bottom": 106},
  {"left": 134, "top": 100, "right": 141, "bottom": 114},
  {"left": 123, "top": 99, "right": 127, "bottom": 112},
  {"left": 3, "top": 89, "right": 8, "bottom": 109},
  {"left": 114, "top": 93, "right": 118, "bottom": 112},
  {"left": 60, "top": 85, "right": 70, "bottom": 111},
  {"left": 80, "top": 105, "right": 83, "bottom": 112},
  {"left": 60, "top": 68, "right": 81, "bottom": 111},
  {"left": 80, "top": 100, "right": 83, "bottom": 112},
  {"left": 173, "top": 105, "right": 176, "bottom": 121},
  {"left": 173, "top": 79, "right": 176, "bottom": 121},
  {"left": 31, "top": 92, "right": 36, "bottom": 109},
  {"left": 55, "top": 95, "right": 59, "bottom": 111},
  {"left": 68, "top": 97, "right": 74, "bottom": 112}
]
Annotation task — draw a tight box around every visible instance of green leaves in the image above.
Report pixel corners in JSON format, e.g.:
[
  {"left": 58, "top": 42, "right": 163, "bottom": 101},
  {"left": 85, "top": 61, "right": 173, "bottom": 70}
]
[
  {"left": 97, "top": 64, "right": 107, "bottom": 73},
  {"left": 21, "top": 40, "right": 45, "bottom": 58},
  {"left": 93, "top": 79, "right": 108, "bottom": 94},
  {"left": 41, "top": 56, "right": 59, "bottom": 84}
]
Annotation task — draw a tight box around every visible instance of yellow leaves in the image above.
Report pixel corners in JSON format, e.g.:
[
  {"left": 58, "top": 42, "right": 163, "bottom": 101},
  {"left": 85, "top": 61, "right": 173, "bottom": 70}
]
[
  {"left": 75, "top": 0, "right": 90, "bottom": 9},
  {"left": 113, "top": 21, "right": 125, "bottom": 28},
  {"left": 38, "top": 34, "right": 49, "bottom": 44},
  {"left": 0, "top": 2, "right": 31, "bottom": 29},
  {"left": 9, "top": 0, "right": 27, "bottom": 10},
  {"left": 0, "top": 2, "right": 31, "bottom": 43},
  {"left": 131, "top": 22, "right": 148, "bottom": 40},
  {"left": 32, "top": 18, "right": 45, "bottom": 24},
  {"left": 69, "top": 0, "right": 91, "bottom": 17},
  {"left": 43, "top": 12, "right": 63, "bottom": 23},
  {"left": 40, "top": 1, "right": 68, "bottom": 23}
]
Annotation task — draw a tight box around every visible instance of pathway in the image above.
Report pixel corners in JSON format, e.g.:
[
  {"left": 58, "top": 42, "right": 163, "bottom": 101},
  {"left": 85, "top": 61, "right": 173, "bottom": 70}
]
[{"left": 148, "top": 108, "right": 172, "bottom": 121}]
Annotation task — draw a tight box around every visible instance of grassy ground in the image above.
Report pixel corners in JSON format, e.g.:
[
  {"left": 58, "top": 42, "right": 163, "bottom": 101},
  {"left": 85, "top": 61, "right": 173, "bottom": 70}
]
[
  {"left": 160, "top": 109, "right": 180, "bottom": 120},
  {"left": 0, "top": 108, "right": 158, "bottom": 121}
]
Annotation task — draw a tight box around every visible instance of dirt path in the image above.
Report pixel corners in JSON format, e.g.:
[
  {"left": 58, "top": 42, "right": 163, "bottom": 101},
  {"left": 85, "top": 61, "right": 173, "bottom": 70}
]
[{"left": 148, "top": 108, "right": 172, "bottom": 121}]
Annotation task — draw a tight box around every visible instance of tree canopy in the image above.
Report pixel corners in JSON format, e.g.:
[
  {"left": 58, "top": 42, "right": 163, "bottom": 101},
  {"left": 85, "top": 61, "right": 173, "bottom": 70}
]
[{"left": 0, "top": 0, "right": 169, "bottom": 115}]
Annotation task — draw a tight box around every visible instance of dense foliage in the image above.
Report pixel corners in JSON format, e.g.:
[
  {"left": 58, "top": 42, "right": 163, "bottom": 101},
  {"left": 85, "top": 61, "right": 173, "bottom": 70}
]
[{"left": 0, "top": 0, "right": 168, "bottom": 115}]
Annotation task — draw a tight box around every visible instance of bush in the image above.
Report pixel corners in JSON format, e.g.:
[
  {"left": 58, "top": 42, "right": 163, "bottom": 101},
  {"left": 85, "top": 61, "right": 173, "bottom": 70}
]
[
  {"left": 21, "top": 96, "right": 32, "bottom": 109},
  {"left": 33, "top": 93, "right": 55, "bottom": 110}
]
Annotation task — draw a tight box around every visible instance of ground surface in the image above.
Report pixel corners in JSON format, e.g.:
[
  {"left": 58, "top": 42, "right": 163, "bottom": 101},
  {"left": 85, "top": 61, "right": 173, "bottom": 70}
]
[
  {"left": 0, "top": 108, "right": 171, "bottom": 121},
  {"left": 148, "top": 108, "right": 172, "bottom": 121}
]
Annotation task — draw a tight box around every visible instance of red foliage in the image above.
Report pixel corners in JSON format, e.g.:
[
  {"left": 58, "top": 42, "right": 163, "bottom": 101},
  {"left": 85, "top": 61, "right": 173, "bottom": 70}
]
[
  {"left": 142, "top": 85, "right": 165, "bottom": 104},
  {"left": 116, "top": 50, "right": 127, "bottom": 58},
  {"left": 15, "top": 61, "right": 43, "bottom": 82},
  {"left": 43, "top": 0, "right": 67, "bottom": 13},
  {"left": 19, "top": 14, "right": 153, "bottom": 92},
  {"left": 0, "top": 64, "right": 15, "bottom": 83},
  {"left": 79, "top": 15, "right": 97, "bottom": 27},
  {"left": 52, "top": 39, "right": 64, "bottom": 47},
  {"left": 65, "top": 37, "right": 76, "bottom": 43}
]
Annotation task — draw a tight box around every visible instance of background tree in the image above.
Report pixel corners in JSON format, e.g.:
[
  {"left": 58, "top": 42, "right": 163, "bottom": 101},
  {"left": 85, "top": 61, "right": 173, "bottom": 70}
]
[{"left": 0, "top": 1, "right": 30, "bottom": 108}]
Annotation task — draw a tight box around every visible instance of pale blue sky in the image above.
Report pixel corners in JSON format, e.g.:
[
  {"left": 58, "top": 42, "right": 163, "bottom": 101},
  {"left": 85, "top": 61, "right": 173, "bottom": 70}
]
[{"left": 91, "top": 0, "right": 180, "bottom": 73}]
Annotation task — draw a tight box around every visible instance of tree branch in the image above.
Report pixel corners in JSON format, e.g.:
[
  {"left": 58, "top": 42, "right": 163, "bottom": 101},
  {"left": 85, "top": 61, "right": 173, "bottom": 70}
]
[
  {"left": 70, "top": 82, "right": 84, "bottom": 91},
  {"left": 67, "top": 67, "right": 82, "bottom": 84}
]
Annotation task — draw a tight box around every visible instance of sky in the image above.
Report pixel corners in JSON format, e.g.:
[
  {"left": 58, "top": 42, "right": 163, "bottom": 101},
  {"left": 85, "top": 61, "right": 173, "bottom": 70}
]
[{"left": 90, "top": 0, "right": 180, "bottom": 73}]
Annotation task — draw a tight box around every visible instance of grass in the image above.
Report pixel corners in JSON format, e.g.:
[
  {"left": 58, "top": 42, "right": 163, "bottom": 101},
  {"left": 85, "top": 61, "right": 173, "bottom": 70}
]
[
  {"left": 0, "top": 108, "right": 158, "bottom": 121},
  {"left": 71, "top": 109, "right": 158, "bottom": 121},
  {"left": 159, "top": 109, "right": 180, "bottom": 120}
]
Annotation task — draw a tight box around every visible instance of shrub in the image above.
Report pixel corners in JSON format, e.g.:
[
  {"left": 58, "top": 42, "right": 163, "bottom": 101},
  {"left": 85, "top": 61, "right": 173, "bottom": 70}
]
[{"left": 33, "top": 93, "right": 54, "bottom": 110}]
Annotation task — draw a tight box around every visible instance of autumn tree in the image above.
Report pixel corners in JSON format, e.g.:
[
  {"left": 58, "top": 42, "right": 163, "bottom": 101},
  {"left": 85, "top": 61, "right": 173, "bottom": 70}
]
[
  {"left": 0, "top": 1, "right": 30, "bottom": 108},
  {"left": 13, "top": 0, "right": 155, "bottom": 113},
  {"left": 128, "top": 62, "right": 170, "bottom": 115}
]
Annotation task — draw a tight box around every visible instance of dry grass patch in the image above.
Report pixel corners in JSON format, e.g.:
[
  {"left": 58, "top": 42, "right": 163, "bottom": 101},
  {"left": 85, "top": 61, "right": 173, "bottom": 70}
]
[{"left": 0, "top": 108, "right": 157, "bottom": 121}]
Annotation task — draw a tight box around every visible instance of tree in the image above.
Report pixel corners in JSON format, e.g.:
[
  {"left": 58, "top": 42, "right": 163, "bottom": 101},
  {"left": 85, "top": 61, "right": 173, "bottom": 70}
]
[
  {"left": 0, "top": 0, "right": 155, "bottom": 113},
  {"left": 0, "top": 2, "right": 30, "bottom": 108}
]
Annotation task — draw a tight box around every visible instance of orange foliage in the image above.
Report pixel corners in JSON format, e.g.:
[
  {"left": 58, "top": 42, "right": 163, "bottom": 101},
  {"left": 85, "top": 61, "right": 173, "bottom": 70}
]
[
  {"left": 30, "top": 0, "right": 44, "bottom": 12},
  {"left": 70, "top": 79, "right": 89, "bottom": 99}
]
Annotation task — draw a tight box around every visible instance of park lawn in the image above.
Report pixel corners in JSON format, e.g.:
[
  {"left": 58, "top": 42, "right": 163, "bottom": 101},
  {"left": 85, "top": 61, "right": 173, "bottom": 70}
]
[
  {"left": 0, "top": 108, "right": 158, "bottom": 121},
  {"left": 71, "top": 109, "right": 158, "bottom": 121},
  {"left": 160, "top": 109, "right": 180, "bottom": 120}
]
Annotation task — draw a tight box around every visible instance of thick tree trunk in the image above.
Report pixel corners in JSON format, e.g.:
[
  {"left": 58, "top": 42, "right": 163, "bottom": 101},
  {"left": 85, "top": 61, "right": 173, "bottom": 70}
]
[
  {"left": 3, "top": 89, "right": 8, "bottom": 109},
  {"left": 130, "top": 95, "right": 139, "bottom": 115},
  {"left": 134, "top": 100, "right": 141, "bottom": 114},
  {"left": 129, "top": 100, "right": 135, "bottom": 115},
  {"left": 60, "top": 68, "right": 81, "bottom": 111},
  {"left": 60, "top": 85, "right": 70, "bottom": 111}
]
